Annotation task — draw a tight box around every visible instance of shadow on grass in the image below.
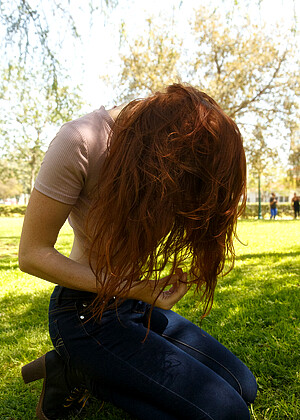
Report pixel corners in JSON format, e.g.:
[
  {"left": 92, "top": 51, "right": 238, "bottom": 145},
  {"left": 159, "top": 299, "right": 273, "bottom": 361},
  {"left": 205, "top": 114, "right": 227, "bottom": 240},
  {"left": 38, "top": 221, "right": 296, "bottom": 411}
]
[
  {"left": 1, "top": 247, "right": 299, "bottom": 420},
  {"left": 0, "top": 289, "right": 134, "bottom": 420},
  {"left": 176, "top": 251, "right": 299, "bottom": 420},
  {"left": 0, "top": 291, "right": 51, "bottom": 355},
  {"left": 0, "top": 259, "right": 19, "bottom": 270},
  {"left": 0, "top": 252, "right": 19, "bottom": 272}
]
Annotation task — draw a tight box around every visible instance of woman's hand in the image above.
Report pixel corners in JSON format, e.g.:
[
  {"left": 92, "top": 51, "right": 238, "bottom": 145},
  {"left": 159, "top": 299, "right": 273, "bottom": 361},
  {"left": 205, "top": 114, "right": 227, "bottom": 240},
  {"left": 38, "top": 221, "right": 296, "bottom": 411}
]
[
  {"left": 19, "top": 189, "right": 188, "bottom": 306},
  {"left": 127, "top": 268, "right": 188, "bottom": 310}
]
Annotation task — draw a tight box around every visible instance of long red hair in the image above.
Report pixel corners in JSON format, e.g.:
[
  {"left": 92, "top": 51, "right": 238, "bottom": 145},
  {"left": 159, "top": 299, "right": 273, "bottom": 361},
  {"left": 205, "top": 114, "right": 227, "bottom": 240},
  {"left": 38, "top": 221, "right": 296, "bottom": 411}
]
[{"left": 87, "top": 83, "right": 246, "bottom": 318}]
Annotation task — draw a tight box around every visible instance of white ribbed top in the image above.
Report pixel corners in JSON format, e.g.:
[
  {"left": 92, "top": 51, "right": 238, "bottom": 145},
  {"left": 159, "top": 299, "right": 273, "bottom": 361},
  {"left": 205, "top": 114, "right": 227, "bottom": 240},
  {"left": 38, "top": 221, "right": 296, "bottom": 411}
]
[{"left": 35, "top": 106, "right": 114, "bottom": 249}]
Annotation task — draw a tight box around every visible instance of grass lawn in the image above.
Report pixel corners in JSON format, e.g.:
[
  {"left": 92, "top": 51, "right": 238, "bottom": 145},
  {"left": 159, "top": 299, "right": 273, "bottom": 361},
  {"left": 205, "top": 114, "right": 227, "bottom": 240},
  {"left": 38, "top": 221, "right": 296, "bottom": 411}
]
[{"left": 0, "top": 217, "right": 299, "bottom": 419}]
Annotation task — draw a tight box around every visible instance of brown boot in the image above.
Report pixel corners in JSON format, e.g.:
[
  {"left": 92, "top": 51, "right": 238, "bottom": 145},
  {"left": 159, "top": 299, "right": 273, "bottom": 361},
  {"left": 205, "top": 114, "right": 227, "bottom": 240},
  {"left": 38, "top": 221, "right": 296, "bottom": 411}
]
[{"left": 22, "top": 350, "right": 89, "bottom": 420}]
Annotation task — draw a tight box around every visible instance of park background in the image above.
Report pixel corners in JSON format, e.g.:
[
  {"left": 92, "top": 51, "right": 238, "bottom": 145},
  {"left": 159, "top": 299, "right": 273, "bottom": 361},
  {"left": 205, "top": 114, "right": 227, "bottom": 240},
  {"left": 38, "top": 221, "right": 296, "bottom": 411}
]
[
  {"left": 0, "top": 0, "right": 299, "bottom": 419},
  {"left": 0, "top": 0, "right": 299, "bottom": 207}
]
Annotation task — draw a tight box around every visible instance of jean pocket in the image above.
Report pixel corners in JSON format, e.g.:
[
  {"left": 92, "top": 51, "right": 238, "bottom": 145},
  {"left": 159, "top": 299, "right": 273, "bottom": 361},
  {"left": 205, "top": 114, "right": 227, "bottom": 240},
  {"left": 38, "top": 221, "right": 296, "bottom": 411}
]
[{"left": 49, "top": 319, "right": 70, "bottom": 362}]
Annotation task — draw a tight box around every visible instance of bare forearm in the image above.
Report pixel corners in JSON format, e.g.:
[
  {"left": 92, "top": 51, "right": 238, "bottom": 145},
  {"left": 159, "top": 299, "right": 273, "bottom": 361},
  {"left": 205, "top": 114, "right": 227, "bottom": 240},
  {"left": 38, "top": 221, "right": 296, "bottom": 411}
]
[
  {"left": 19, "top": 246, "right": 97, "bottom": 292},
  {"left": 19, "top": 246, "right": 188, "bottom": 309}
]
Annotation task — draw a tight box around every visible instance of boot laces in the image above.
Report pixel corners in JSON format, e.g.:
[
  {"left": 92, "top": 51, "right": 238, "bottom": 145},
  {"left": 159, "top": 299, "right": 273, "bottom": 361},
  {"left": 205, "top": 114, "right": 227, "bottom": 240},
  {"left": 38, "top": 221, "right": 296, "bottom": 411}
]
[{"left": 63, "top": 387, "right": 90, "bottom": 410}]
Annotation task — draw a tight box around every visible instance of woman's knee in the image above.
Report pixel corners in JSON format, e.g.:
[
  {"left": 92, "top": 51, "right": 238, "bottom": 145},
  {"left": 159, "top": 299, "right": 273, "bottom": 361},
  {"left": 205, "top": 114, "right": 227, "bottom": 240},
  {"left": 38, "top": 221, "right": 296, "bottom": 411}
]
[
  {"left": 175, "top": 373, "right": 252, "bottom": 420},
  {"left": 238, "top": 366, "right": 257, "bottom": 404},
  {"left": 220, "top": 402, "right": 250, "bottom": 420},
  {"left": 208, "top": 387, "right": 251, "bottom": 420}
]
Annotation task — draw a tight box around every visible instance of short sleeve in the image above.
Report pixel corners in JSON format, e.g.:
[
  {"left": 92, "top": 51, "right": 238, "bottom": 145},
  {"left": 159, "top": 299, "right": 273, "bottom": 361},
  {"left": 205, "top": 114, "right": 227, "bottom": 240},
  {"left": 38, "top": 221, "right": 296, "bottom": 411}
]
[{"left": 35, "top": 123, "right": 89, "bottom": 205}]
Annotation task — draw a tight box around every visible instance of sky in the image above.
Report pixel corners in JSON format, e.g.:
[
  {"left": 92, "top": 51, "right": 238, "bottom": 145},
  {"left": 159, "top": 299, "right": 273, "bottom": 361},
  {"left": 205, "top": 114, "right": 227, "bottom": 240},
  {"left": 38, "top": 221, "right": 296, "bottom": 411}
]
[
  {"left": 56, "top": 0, "right": 300, "bottom": 109},
  {"left": 1, "top": 0, "right": 298, "bottom": 110},
  {"left": 1, "top": 0, "right": 299, "bottom": 154}
]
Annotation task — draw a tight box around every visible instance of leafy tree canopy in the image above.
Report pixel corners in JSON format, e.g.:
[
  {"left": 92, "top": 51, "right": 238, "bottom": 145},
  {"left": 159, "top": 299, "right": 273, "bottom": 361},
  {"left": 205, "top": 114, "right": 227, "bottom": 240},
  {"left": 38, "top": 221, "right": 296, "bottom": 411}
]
[
  {"left": 113, "top": 5, "right": 299, "bottom": 184},
  {"left": 0, "top": 64, "right": 84, "bottom": 194},
  {"left": 0, "top": 0, "right": 119, "bottom": 103}
]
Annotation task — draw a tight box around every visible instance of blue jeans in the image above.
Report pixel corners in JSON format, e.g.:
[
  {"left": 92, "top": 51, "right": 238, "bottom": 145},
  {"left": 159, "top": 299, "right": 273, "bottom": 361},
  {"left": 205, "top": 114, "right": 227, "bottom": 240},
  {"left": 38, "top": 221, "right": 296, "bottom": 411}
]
[
  {"left": 270, "top": 208, "right": 277, "bottom": 218},
  {"left": 49, "top": 286, "right": 257, "bottom": 420}
]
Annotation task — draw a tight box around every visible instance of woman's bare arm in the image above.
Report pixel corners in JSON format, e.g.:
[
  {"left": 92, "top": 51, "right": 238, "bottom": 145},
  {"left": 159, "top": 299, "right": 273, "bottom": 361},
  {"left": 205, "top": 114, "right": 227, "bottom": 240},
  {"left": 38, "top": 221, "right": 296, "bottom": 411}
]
[
  {"left": 19, "top": 189, "right": 187, "bottom": 307},
  {"left": 19, "top": 188, "right": 98, "bottom": 292}
]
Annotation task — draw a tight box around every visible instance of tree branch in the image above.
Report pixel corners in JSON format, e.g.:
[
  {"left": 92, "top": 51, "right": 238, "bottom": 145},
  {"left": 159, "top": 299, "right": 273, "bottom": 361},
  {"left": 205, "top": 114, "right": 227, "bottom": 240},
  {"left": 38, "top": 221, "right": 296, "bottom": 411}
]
[{"left": 229, "top": 50, "right": 288, "bottom": 117}]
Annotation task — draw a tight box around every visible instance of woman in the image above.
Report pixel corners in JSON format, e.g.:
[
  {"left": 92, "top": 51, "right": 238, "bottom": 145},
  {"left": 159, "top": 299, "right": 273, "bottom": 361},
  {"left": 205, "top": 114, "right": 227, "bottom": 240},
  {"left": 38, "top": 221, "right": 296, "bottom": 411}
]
[{"left": 19, "top": 84, "right": 257, "bottom": 420}]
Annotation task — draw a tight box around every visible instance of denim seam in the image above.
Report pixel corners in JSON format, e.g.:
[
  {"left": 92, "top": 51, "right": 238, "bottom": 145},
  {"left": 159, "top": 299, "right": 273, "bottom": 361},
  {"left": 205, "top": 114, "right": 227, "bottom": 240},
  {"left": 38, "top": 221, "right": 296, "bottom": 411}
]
[
  {"left": 77, "top": 319, "right": 215, "bottom": 420},
  {"left": 161, "top": 333, "right": 243, "bottom": 397}
]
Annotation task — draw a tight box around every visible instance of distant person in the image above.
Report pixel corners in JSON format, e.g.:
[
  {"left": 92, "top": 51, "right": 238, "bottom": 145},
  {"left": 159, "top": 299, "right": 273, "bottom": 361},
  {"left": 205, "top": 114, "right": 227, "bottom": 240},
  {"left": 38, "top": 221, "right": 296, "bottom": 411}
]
[
  {"left": 291, "top": 192, "right": 300, "bottom": 219},
  {"left": 269, "top": 192, "right": 278, "bottom": 219}
]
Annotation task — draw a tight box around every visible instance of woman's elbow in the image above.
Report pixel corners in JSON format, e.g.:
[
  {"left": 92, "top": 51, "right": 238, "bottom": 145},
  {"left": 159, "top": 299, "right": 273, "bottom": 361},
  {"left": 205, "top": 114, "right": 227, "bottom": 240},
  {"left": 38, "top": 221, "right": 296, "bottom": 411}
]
[
  {"left": 18, "top": 246, "right": 35, "bottom": 274},
  {"left": 18, "top": 251, "right": 30, "bottom": 273}
]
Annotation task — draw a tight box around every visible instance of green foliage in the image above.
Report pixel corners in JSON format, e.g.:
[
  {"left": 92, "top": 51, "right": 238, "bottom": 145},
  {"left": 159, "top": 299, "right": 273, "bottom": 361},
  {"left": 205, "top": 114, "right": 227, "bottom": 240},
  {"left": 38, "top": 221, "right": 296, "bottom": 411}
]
[
  {"left": 0, "top": 1, "right": 119, "bottom": 103},
  {"left": 0, "top": 2, "right": 120, "bottom": 196},
  {"left": 0, "top": 65, "right": 84, "bottom": 194},
  {"left": 245, "top": 124, "right": 278, "bottom": 180},
  {"left": 242, "top": 202, "right": 295, "bottom": 219},
  {"left": 0, "top": 218, "right": 299, "bottom": 419},
  {"left": 118, "top": 18, "right": 182, "bottom": 100},
  {"left": 113, "top": 5, "right": 299, "bottom": 189},
  {"left": 0, "top": 205, "right": 27, "bottom": 216},
  {"left": 1, "top": 202, "right": 294, "bottom": 219},
  {"left": 191, "top": 8, "right": 298, "bottom": 127},
  {"left": 288, "top": 134, "right": 300, "bottom": 188},
  {"left": 0, "top": 179, "right": 23, "bottom": 200},
  {"left": 115, "top": 6, "right": 298, "bottom": 132}
]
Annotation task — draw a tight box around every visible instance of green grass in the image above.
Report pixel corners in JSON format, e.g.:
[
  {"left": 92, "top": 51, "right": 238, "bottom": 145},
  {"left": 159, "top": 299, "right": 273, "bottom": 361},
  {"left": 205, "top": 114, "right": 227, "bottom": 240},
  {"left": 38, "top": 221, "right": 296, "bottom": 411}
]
[{"left": 0, "top": 218, "right": 299, "bottom": 419}]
